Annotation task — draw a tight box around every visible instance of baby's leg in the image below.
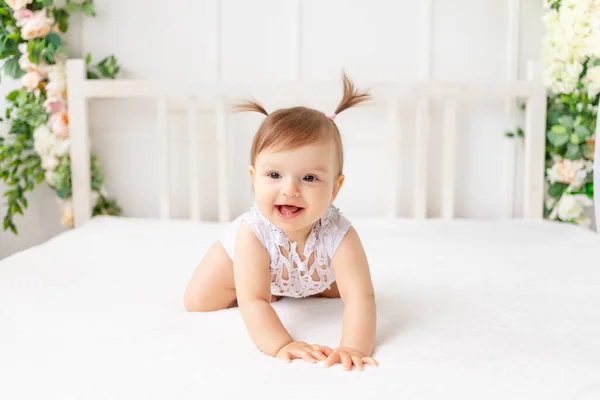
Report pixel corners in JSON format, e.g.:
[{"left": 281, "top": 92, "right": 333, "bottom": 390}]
[
  {"left": 183, "top": 241, "right": 237, "bottom": 312},
  {"left": 183, "top": 241, "right": 281, "bottom": 312}
]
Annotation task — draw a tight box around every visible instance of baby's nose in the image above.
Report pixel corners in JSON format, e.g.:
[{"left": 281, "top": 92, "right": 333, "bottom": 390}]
[{"left": 281, "top": 180, "right": 300, "bottom": 197}]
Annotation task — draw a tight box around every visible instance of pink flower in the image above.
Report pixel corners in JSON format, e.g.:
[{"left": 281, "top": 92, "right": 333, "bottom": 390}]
[
  {"left": 21, "top": 70, "right": 43, "bottom": 92},
  {"left": 546, "top": 158, "right": 592, "bottom": 189},
  {"left": 44, "top": 96, "right": 66, "bottom": 114},
  {"left": 21, "top": 10, "right": 54, "bottom": 40},
  {"left": 50, "top": 111, "right": 69, "bottom": 139},
  {"left": 14, "top": 8, "right": 33, "bottom": 27}
]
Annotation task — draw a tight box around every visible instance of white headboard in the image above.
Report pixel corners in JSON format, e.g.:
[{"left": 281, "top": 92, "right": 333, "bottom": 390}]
[{"left": 65, "top": 58, "right": 547, "bottom": 228}]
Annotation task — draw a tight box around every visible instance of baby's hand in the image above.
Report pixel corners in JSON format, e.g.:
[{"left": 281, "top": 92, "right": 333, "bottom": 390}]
[
  {"left": 276, "top": 341, "right": 333, "bottom": 364},
  {"left": 324, "top": 346, "right": 379, "bottom": 371}
]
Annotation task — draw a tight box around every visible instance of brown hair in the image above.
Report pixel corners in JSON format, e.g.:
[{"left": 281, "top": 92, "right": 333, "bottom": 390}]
[{"left": 234, "top": 72, "right": 371, "bottom": 175}]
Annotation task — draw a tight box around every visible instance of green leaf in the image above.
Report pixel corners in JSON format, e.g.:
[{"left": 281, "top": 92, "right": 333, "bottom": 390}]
[
  {"left": 44, "top": 0, "right": 54, "bottom": 6},
  {"left": 67, "top": 0, "right": 80, "bottom": 13},
  {"left": 585, "top": 182, "right": 594, "bottom": 197},
  {"left": 570, "top": 134, "right": 581, "bottom": 145},
  {"left": 574, "top": 125, "right": 591, "bottom": 138},
  {"left": 59, "top": 18, "right": 69, "bottom": 32},
  {"left": 594, "top": 59, "right": 600, "bottom": 67},
  {"left": 82, "top": 1, "right": 95, "bottom": 16},
  {"left": 2, "top": 56, "right": 25, "bottom": 79},
  {"left": 6, "top": 90, "right": 19, "bottom": 102},
  {"left": 45, "top": 33, "right": 61, "bottom": 48},
  {"left": 549, "top": 182, "right": 568, "bottom": 198},
  {"left": 565, "top": 143, "right": 582, "bottom": 160},
  {"left": 551, "top": 124, "right": 567, "bottom": 134},
  {"left": 548, "top": 110, "right": 561, "bottom": 126},
  {"left": 558, "top": 115, "right": 574, "bottom": 129},
  {"left": 581, "top": 143, "right": 593, "bottom": 158},
  {"left": 86, "top": 53, "right": 92, "bottom": 65},
  {"left": 86, "top": 70, "right": 100, "bottom": 79},
  {"left": 56, "top": 188, "right": 69, "bottom": 199},
  {"left": 547, "top": 130, "right": 569, "bottom": 147}
]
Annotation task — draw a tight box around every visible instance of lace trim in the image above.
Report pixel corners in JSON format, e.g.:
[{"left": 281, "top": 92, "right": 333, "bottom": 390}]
[{"left": 245, "top": 205, "right": 343, "bottom": 298}]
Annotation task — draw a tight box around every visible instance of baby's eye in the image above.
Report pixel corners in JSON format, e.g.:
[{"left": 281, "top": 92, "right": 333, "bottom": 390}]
[
  {"left": 268, "top": 172, "right": 281, "bottom": 179},
  {"left": 303, "top": 175, "right": 318, "bottom": 182}
]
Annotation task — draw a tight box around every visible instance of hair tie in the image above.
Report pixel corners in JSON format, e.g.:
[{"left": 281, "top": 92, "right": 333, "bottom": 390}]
[{"left": 327, "top": 112, "right": 337, "bottom": 120}]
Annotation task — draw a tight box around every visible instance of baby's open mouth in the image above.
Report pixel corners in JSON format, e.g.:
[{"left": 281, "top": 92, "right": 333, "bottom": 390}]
[{"left": 276, "top": 205, "right": 304, "bottom": 217}]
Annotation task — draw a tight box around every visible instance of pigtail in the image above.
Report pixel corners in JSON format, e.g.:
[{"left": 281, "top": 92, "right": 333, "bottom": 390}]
[
  {"left": 333, "top": 71, "right": 371, "bottom": 115},
  {"left": 233, "top": 99, "right": 269, "bottom": 116}
]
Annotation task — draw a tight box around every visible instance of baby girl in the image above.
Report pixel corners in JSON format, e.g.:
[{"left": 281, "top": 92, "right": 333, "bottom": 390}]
[{"left": 184, "top": 73, "right": 378, "bottom": 371}]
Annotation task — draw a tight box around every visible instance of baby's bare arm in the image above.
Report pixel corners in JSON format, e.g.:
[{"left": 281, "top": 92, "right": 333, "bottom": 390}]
[
  {"left": 331, "top": 227, "right": 377, "bottom": 356},
  {"left": 233, "top": 222, "right": 293, "bottom": 356}
]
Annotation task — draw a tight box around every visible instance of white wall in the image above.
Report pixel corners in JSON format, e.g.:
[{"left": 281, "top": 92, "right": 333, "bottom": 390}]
[{"left": 0, "top": 0, "right": 546, "bottom": 259}]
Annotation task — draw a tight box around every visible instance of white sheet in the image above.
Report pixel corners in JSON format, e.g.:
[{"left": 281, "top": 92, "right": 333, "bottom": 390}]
[{"left": 1, "top": 216, "right": 599, "bottom": 400}]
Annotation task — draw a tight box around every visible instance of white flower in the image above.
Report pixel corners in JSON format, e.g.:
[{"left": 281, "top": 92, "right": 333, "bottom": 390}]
[
  {"left": 546, "top": 158, "right": 592, "bottom": 189},
  {"left": 5, "top": 0, "right": 33, "bottom": 11},
  {"left": 556, "top": 194, "right": 594, "bottom": 221},
  {"left": 21, "top": 10, "right": 54, "bottom": 40},
  {"left": 542, "top": 0, "right": 600, "bottom": 94},
  {"left": 44, "top": 170, "right": 55, "bottom": 186},
  {"left": 574, "top": 215, "right": 592, "bottom": 227},
  {"left": 21, "top": 70, "right": 43, "bottom": 92},
  {"left": 33, "top": 124, "right": 70, "bottom": 158},
  {"left": 33, "top": 125, "right": 52, "bottom": 155},
  {"left": 41, "top": 155, "right": 59, "bottom": 171},
  {"left": 47, "top": 62, "right": 66, "bottom": 83},
  {"left": 45, "top": 63, "right": 67, "bottom": 98},
  {"left": 585, "top": 65, "right": 600, "bottom": 97},
  {"left": 51, "top": 138, "right": 70, "bottom": 158}
]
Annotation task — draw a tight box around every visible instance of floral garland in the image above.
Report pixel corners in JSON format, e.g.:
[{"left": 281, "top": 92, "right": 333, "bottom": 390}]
[
  {"left": 509, "top": 0, "right": 598, "bottom": 227},
  {"left": 0, "top": 0, "right": 120, "bottom": 234}
]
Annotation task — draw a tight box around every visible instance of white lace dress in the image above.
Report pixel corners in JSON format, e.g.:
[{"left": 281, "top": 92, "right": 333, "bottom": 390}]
[{"left": 221, "top": 205, "right": 352, "bottom": 298}]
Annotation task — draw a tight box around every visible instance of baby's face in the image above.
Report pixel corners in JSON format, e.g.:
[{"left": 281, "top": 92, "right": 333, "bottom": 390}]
[{"left": 250, "top": 139, "right": 343, "bottom": 239}]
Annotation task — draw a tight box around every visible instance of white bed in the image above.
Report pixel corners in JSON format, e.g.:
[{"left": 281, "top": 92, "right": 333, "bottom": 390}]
[
  {"left": 1, "top": 216, "right": 599, "bottom": 399},
  {"left": 2, "top": 58, "right": 600, "bottom": 399}
]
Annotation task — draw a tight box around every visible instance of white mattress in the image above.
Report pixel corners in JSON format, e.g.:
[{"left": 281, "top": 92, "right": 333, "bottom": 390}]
[{"left": 1, "top": 216, "right": 600, "bottom": 400}]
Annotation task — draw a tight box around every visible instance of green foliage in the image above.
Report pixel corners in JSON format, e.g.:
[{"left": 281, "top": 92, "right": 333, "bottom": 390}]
[
  {"left": 510, "top": 89, "right": 597, "bottom": 225},
  {"left": 86, "top": 54, "right": 119, "bottom": 79},
  {"left": 0, "top": 0, "right": 122, "bottom": 233}
]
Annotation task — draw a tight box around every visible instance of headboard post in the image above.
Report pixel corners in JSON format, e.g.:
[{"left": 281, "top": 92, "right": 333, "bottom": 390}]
[
  {"left": 523, "top": 60, "right": 547, "bottom": 219},
  {"left": 66, "top": 59, "right": 92, "bottom": 227}
]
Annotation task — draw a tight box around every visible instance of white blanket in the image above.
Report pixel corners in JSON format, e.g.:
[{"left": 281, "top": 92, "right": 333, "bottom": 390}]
[{"left": 1, "top": 216, "right": 599, "bottom": 399}]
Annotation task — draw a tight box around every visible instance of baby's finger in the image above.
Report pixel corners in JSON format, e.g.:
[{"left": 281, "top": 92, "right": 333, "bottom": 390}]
[
  {"left": 340, "top": 352, "right": 352, "bottom": 371},
  {"left": 310, "top": 350, "right": 327, "bottom": 361},
  {"left": 315, "top": 345, "right": 334, "bottom": 357},
  {"left": 351, "top": 355, "right": 364, "bottom": 371},
  {"left": 362, "top": 357, "right": 379, "bottom": 367},
  {"left": 324, "top": 352, "right": 340, "bottom": 368},
  {"left": 298, "top": 350, "right": 317, "bottom": 364}
]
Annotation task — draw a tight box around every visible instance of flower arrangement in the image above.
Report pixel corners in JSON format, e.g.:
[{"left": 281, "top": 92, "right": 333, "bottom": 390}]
[
  {"left": 0, "top": 0, "right": 121, "bottom": 234},
  {"left": 508, "top": 0, "right": 598, "bottom": 227}
]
